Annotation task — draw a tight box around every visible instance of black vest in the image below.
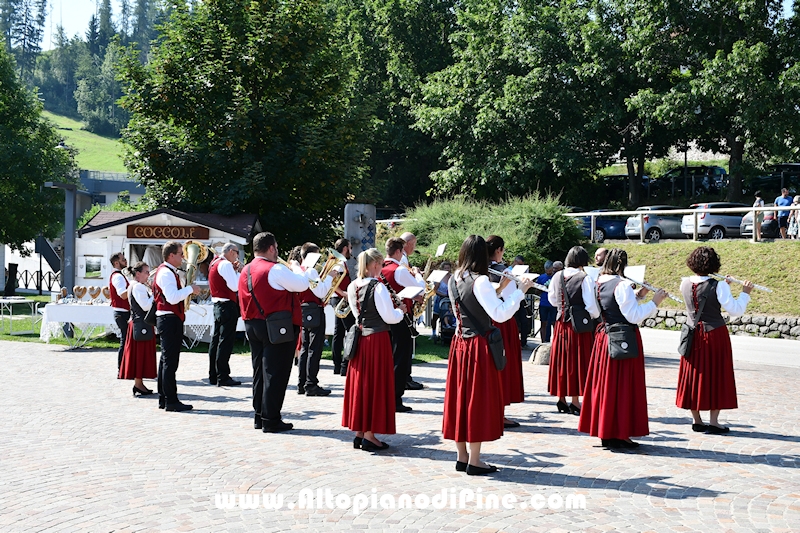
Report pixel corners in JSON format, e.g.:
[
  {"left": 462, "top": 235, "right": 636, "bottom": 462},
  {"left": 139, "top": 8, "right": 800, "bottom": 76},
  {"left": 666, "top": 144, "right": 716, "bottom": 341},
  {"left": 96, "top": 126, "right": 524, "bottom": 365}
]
[
  {"left": 597, "top": 277, "right": 630, "bottom": 325},
  {"left": 449, "top": 273, "right": 493, "bottom": 339},
  {"left": 488, "top": 261, "right": 506, "bottom": 283},
  {"left": 356, "top": 280, "right": 391, "bottom": 336},
  {"left": 680, "top": 279, "right": 725, "bottom": 331},
  {"left": 555, "top": 271, "right": 588, "bottom": 321}
]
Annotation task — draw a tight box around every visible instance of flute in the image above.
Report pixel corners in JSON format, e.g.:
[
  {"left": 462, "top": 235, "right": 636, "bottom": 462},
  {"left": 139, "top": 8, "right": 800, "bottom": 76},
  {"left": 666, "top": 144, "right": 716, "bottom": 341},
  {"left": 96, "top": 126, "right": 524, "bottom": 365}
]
[
  {"left": 488, "top": 268, "right": 549, "bottom": 293},
  {"left": 624, "top": 277, "right": 685, "bottom": 304},
  {"left": 709, "top": 273, "right": 772, "bottom": 293}
]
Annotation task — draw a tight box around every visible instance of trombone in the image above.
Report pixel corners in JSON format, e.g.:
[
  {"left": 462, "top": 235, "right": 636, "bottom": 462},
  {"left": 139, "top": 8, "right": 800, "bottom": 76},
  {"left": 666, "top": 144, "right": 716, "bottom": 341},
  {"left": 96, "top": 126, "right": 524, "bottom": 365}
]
[{"left": 709, "top": 273, "right": 772, "bottom": 293}]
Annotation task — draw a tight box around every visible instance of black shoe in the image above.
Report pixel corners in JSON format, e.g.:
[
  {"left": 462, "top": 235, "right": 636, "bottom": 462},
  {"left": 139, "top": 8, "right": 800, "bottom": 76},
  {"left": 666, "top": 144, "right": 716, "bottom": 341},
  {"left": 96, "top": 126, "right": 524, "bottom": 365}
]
[
  {"left": 455, "top": 461, "right": 468, "bottom": 472},
  {"left": 405, "top": 380, "right": 424, "bottom": 390},
  {"left": 297, "top": 385, "right": 305, "bottom": 395},
  {"left": 361, "top": 439, "right": 390, "bottom": 451},
  {"left": 262, "top": 421, "right": 293, "bottom": 433},
  {"left": 208, "top": 377, "right": 217, "bottom": 386},
  {"left": 707, "top": 425, "right": 730, "bottom": 434},
  {"left": 504, "top": 420, "right": 521, "bottom": 429},
  {"left": 692, "top": 423, "right": 709, "bottom": 433},
  {"left": 158, "top": 403, "right": 165, "bottom": 410},
  {"left": 556, "top": 400, "right": 569, "bottom": 413},
  {"left": 466, "top": 464, "right": 498, "bottom": 476},
  {"left": 217, "top": 378, "right": 241, "bottom": 387},
  {"left": 395, "top": 403, "right": 412, "bottom": 413},
  {"left": 601, "top": 439, "right": 619, "bottom": 448},
  {"left": 333, "top": 367, "right": 341, "bottom": 375},
  {"left": 305, "top": 385, "right": 331, "bottom": 397},
  {"left": 353, "top": 436, "right": 362, "bottom": 449},
  {"left": 132, "top": 385, "right": 153, "bottom": 397},
  {"left": 254, "top": 414, "right": 262, "bottom": 430},
  {"left": 568, "top": 403, "right": 581, "bottom": 416},
  {"left": 165, "top": 402, "right": 193, "bottom": 412},
  {"left": 618, "top": 439, "right": 640, "bottom": 449}
]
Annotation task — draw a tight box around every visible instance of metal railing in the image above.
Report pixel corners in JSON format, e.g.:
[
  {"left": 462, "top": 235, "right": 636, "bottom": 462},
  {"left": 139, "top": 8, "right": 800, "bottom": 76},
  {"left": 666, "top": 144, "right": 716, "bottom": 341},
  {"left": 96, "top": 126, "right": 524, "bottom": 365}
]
[
  {"left": 565, "top": 205, "right": 800, "bottom": 243},
  {"left": 16, "top": 270, "right": 61, "bottom": 293}
]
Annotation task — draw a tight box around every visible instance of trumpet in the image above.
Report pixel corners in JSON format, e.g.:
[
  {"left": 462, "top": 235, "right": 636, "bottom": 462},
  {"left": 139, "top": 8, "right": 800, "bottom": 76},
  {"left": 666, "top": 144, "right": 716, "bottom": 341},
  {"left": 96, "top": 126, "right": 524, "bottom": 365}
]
[
  {"left": 624, "top": 277, "right": 684, "bottom": 304},
  {"left": 488, "top": 267, "right": 549, "bottom": 293},
  {"left": 709, "top": 273, "right": 772, "bottom": 293},
  {"left": 322, "top": 250, "right": 348, "bottom": 304}
]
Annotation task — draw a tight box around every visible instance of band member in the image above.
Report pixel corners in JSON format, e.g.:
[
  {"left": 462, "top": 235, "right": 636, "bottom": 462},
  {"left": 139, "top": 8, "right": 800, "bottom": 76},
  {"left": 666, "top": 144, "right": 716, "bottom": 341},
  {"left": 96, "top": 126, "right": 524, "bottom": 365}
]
[
  {"left": 109, "top": 252, "right": 130, "bottom": 370},
  {"left": 330, "top": 238, "right": 354, "bottom": 376},
  {"left": 578, "top": 249, "right": 667, "bottom": 448},
  {"left": 239, "top": 232, "right": 310, "bottom": 432},
  {"left": 677, "top": 247, "right": 752, "bottom": 434},
  {"left": 381, "top": 237, "right": 426, "bottom": 412},
  {"left": 297, "top": 242, "right": 334, "bottom": 396},
  {"left": 443, "top": 235, "right": 533, "bottom": 475},
  {"left": 343, "top": 248, "right": 406, "bottom": 451},
  {"left": 118, "top": 261, "right": 156, "bottom": 396},
  {"left": 486, "top": 235, "right": 525, "bottom": 428},
  {"left": 547, "top": 246, "right": 600, "bottom": 415},
  {"left": 153, "top": 241, "right": 201, "bottom": 412},
  {"left": 594, "top": 247, "right": 608, "bottom": 267},
  {"left": 207, "top": 243, "right": 243, "bottom": 387},
  {"left": 398, "top": 231, "right": 424, "bottom": 390}
]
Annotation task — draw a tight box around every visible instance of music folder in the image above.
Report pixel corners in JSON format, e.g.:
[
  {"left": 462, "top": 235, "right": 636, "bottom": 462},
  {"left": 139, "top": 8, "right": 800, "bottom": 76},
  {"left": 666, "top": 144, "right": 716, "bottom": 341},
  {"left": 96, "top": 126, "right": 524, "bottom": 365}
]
[
  {"left": 511, "top": 265, "right": 530, "bottom": 276},
  {"left": 426, "top": 270, "right": 449, "bottom": 284},
  {"left": 396, "top": 286, "right": 425, "bottom": 300},
  {"left": 435, "top": 243, "right": 447, "bottom": 257},
  {"left": 301, "top": 252, "right": 321, "bottom": 269}
]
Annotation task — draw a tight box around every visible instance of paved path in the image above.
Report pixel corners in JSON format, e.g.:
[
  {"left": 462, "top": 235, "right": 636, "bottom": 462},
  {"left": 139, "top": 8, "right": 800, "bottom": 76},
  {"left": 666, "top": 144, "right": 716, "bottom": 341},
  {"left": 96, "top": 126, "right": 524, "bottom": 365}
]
[{"left": 1, "top": 337, "right": 799, "bottom": 532}]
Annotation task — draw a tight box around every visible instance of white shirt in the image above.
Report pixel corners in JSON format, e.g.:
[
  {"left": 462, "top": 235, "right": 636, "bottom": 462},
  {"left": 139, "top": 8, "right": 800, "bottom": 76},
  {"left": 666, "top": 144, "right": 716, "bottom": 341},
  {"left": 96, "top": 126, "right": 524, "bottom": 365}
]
[
  {"left": 347, "top": 278, "right": 404, "bottom": 326},
  {"left": 548, "top": 267, "right": 601, "bottom": 319},
  {"left": 110, "top": 269, "right": 129, "bottom": 312},
  {"left": 683, "top": 276, "right": 750, "bottom": 316},
  {"left": 130, "top": 281, "right": 153, "bottom": 312},
  {"left": 385, "top": 258, "right": 425, "bottom": 288},
  {"left": 211, "top": 258, "right": 239, "bottom": 303},
  {"left": 303, "top": 266, "right": 333, "bottom": 299},
  {"left": 400, "top": 253, "right": 409, "bottom": 267},
  {"left": 154, "top": 262, "right": 195, "bottom": 316},
  {"left": 454, "top": 271, "right": 524, "bottom": 326},
  {"left": 597, "top": 274, "right": 657, "bottom": 324},
  {"left": 249, "top": 257, "right": 309, "bottom": 293}
]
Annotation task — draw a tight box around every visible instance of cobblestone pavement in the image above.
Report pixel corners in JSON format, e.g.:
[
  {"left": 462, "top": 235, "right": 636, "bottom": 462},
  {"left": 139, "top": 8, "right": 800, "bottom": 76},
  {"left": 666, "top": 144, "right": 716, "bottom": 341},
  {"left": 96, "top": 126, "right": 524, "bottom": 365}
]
[{"left": 1, "top": 337, "right": 799, "bottom": 533}]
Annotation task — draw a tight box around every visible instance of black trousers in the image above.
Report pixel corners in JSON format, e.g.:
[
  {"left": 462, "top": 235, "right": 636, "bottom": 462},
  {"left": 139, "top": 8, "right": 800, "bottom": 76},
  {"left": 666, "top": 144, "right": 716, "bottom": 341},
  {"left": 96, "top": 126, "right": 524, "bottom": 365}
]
[
  {"left": 515, "top": 301, "right": 531, "bottom": 345},
  {"left": 330, "top": 296, "right": 355, "bottom": 375},
  {"left": 114, "top": 310, "right": 130, "bottom": 369},
  {"left": 246, "top": 320, "right": 298, "bottom": 426},
  {"left": 157, "top": 314, "right": 184, "bottom": 406},
  {"left": 208, "top": 300, "right": 240, "bottom": 382},
  {"left": 298, "top": 313, "right": 326, "bottom": 388},
  {"left": 390, "top": 320, "right": 413, "bottom": 404}
]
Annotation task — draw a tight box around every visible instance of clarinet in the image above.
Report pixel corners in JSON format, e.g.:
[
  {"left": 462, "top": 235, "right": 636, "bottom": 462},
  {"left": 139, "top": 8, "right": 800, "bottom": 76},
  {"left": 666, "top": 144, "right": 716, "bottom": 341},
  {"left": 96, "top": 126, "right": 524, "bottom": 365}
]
[{"left": 379, "top": 274, "right": 419, "bottom": 338}]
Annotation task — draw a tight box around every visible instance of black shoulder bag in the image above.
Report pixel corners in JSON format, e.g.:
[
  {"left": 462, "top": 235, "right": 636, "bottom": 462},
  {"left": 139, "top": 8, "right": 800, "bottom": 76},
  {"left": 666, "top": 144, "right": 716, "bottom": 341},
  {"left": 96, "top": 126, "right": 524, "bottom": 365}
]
[
  {"left": 452, "top": 278, "right": 506, "bottom": 371},
  {"left": 560, "top": 271, "right": 593, "bottom": 333},
  {"left": 678, "top": 280, "right": 714, "bottom": 358},
  {"left": 130, "top": 289, "right": 155, "bottom": 342},
  {"left": 598, "top": 280, "right": 640, "bottom": 360},
  {"left": 343, "top": 280, "right": 377, "bottom": 362},
  {"left": 247, "top": 265, "right": 294, "bottom": 344}
]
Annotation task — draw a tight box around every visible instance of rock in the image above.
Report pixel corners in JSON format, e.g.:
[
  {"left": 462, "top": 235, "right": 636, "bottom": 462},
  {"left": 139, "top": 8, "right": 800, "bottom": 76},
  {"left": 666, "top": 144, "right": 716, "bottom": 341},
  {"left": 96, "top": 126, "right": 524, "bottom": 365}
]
[
  {"left": 729, "top": 325, "right": 739, "bottom": 332},
  {"left": 789, "top": 318, "right": 797, "bottom": 327},
  {"left": 768, "top": 323, "right": 779, "bottom": 331},
  {"left": 760, "top": 326, "right": 770, "bottom": 334},
  {"left": 729, "top": 316, "right": 741, "bottom": 325},
  {"left": 782, "top": 334, "right": 793, "bottom": 339},
  {"left": 740, "top": 316, "right": 751, "bottom": 324},
  {"left": 665, "top": 318, "right": 676, "bottom": 328},
  {"left": 676, "top": 316, "right": 687, "bottom": 324},
  {"left": 657, "top": 309, "right": 667, "bottom": 318},
  {"left": 644, "top": 318, "right": 657, "bottom": 328},
  {"left": 779, "top": 324, "right": 790, "bottom": 334},
  {"left": 745, "top": 324, "right": 760, "bottom": 333},
  {"left": 735, "top": 330, "right": 750, "bottom": 336},
  {"left": 529, "top": 343, "right": 550, "bottom": 365},
  {"left": 791, "top": 325, "right": 800, "bottom": 336},
  {"left": 665, "top": 310, "right": 676, "bottom": 318},
  {"left": 752, "top": 316, "right": 767, "bottom": 326},
  {"left": 766, "top": 331, "right": 781, "bottom": 338},
  {"left": 774, "top": 317, "right": 787, "bottom": 325}
]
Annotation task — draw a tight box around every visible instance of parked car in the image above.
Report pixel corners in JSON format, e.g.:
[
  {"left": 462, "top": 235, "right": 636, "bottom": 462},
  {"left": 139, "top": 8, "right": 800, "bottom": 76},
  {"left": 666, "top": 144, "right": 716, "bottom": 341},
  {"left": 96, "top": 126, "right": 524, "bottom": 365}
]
[
  {"left": 681, "top": 202, "right": 749, "bottom": 239},
  {"left": 579, "top": 210, "right": 627, "bottom": 243},
  {"left": 740, "top": 205, "right": 778, "bottom": 239},
  {"left": 651, "top": 165, "right": 727, "bottom": 197},
  {"left": 625, "top": 205, "right": 686, "bottom": 241},
  {"left": 742, "top": 174, "right": 800, "bottom": 197},
  {"left": 603, "top": 174, "right": 652, "bottom": 200}
]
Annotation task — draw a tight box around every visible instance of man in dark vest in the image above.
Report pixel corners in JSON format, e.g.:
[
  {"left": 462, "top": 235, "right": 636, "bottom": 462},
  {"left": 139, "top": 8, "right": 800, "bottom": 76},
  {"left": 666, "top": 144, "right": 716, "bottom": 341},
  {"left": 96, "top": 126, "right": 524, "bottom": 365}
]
[
  {"left": 297, "top": 242, "right": 333, "bottom": 396},
  {"left": 208, "top": 242, "right": 243, "bottom": 387},
  {"left": 153, "top": 241, "right": 201, "bottom": 412}
]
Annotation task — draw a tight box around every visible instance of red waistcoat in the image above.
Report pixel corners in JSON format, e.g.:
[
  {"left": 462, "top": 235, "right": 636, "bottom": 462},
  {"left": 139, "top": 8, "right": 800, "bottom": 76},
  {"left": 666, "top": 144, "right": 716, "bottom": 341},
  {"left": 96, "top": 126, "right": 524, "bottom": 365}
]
[
  {"left": 298, "top": 266, "right": 324, "bottom": 306},
  {"left": 152, "top": 264, "right": 185, "bottom": 321},
  {"left": 238, "top": 259, "right": 296, "bottom": 322},
  {"left": 380, "top": 260, "right": 410, "bottom": 312},
  {"left": 108, "top": 271, "right": 130, "bottom": 311},
  {"left": 209, "top": 256, "right": 238, "bottom": 302}
]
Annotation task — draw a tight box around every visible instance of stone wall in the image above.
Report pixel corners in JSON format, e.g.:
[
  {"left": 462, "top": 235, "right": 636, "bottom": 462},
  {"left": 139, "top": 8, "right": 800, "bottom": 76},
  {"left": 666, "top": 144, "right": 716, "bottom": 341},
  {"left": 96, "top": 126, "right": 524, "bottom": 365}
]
[{"left": 644, "top": 309, "right": 800, "bottom": 340}]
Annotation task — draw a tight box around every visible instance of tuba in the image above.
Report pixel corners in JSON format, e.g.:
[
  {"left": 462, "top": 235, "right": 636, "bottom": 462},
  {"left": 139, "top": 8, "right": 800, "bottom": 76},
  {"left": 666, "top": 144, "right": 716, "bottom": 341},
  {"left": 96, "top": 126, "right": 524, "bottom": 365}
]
[
  {"left": 322, "top": 249, "right": 348, "bottom": 305},
  {"left": 182, "top": 240, "right": 209, "bottom": 310}
]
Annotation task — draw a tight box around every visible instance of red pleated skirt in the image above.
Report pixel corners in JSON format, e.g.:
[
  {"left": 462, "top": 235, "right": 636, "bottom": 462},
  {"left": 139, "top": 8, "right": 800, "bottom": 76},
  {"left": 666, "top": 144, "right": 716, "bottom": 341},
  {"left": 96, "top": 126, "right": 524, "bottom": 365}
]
[
  {"left": 494, "top": 318, "right": 524, "bottom": 405},
  {"left": 342, "top": 331, "right": 396, "bottom": 434},
  {"left": 442, "top": 335, "right": 504, "bottom": 443},
  {"left": 548, "top": 319, "right": 593, "bottom": 397},
  {"left": 676, "top": 325, "right": 738, "bottom": 411},
  {"left": 577, "top": 326, "right": 649, "bottom": 439},
  {"left": 118, "top": 321, "right": 157, "bottom": 380}
]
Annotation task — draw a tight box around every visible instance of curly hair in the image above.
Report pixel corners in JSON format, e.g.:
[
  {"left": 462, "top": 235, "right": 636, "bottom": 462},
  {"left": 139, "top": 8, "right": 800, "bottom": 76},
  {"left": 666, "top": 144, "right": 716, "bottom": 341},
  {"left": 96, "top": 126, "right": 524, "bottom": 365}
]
[
  {"left": 686, "top": 246, "right": 721, "bottom": 275},
  {"left": 600, "top": 248, "right": 627, "bottom": 276}
]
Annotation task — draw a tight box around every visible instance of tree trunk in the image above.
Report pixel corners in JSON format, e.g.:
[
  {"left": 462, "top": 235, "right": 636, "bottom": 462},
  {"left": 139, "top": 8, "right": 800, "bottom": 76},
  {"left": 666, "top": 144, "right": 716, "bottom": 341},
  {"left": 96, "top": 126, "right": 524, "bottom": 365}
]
[
  {"left": 726, "top": 135, "right": 744, "bottom": 202},
  {"left": 624, "top": 132, "right": 640, "bottom": 207}
]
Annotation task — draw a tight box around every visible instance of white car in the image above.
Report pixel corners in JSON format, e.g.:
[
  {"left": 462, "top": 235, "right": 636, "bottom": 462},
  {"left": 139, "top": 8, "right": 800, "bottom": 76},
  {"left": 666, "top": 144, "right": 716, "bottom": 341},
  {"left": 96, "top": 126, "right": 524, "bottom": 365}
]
[{"left": 681, "top": 202, "right": 748, "bottom": 239}]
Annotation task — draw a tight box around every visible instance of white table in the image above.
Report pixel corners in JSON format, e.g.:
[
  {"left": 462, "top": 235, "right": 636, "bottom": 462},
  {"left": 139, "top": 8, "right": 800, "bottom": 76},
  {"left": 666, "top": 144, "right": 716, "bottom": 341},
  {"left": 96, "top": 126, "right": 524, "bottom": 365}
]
[{"left": 0, "top": 298, "right": 40, "bottom": 335}]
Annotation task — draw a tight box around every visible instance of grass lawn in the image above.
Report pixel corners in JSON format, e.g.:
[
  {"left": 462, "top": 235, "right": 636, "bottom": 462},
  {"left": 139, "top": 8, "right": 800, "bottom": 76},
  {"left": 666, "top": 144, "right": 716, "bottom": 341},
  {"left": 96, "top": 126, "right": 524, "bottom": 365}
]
[{"left": 43, "top": 111, "right": 127, "bottom": 173}]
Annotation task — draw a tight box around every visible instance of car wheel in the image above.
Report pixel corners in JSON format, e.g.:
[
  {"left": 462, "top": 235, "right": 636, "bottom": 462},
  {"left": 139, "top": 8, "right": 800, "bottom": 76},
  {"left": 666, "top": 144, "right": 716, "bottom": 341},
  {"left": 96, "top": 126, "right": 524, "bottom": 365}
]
[
  {"left": 593, "top": 228, "right": 606, "bottom": 243},
  {"left": 709, "top": 226, "right": 725, "bottom": 240},
  {"left": 645, "top": 228, "right": 662, "bottom": 242}
]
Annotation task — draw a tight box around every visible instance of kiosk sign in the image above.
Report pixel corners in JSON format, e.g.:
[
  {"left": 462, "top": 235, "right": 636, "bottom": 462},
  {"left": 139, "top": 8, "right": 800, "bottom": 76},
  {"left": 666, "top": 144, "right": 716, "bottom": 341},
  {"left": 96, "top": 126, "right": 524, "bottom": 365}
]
[{"left": 127, "top": 225, "right": 209, "bottom": 240}]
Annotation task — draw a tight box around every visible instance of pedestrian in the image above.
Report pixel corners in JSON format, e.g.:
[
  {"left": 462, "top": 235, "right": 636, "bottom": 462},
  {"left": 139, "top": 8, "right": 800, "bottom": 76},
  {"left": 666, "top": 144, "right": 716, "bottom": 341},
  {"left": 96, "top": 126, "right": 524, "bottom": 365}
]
[
  {"left": 787, "top": 196, "right": 800, "bottom": 239},
  {"left": 330, "top": 238, "right": 355, "bottom": 376},
  {"left": 752, "top": 191, "right": 764, "bottom": 241},
  {"left": 774, "top": 188, "right": 792, "bottom": 239},
  {"left": 535, "top": 262, "right": 556, "bottom": 342}
]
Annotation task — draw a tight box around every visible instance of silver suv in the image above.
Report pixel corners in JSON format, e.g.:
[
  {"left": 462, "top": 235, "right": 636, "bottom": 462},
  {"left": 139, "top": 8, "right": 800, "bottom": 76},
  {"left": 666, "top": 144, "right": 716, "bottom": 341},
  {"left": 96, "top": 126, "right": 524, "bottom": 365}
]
[
  {"left": 681, "top": 202, "right": 748, "bottom": 239},
  {"left": 625, "top": 205, "right": 685, "bottom": 241}
]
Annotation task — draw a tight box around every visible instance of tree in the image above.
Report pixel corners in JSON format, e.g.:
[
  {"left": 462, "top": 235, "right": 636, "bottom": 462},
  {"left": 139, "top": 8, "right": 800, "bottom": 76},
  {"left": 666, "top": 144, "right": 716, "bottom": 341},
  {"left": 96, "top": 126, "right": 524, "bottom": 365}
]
[
  {"left": 75, "top": 41, "right": 129, "bottom": 136},
  {"left": 119, "top": 0, "right": 131, "bottom": 43},
  {"left": 85, "top": 14, "right": 100, "bottom": 57},
  {"left": 119, "top": 0, "right": 367, "bottom": 245},
  {"left": 0, "top": 0, "right": 20, "bottom": 51},
  {"left": 9, "top": 0, "right": 46, "bottom": 82},
  {"left": 97, "top": 0, "right": 115, "bottom": 55},
  {"left": 0, "top": 45, "right": 78, "bottom": 252},
  {"left": 131, "top": 0, "right": 154, "bottom": 60}
]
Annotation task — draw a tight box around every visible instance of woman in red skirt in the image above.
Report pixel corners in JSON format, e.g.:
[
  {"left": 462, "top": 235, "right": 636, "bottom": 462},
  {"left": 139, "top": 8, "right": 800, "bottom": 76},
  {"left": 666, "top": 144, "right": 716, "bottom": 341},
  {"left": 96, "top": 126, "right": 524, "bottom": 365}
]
[
  {"left": 547, "top": 246, "right": 600, "bottom": 415},
  {"left": 578, "top": 249, "right": 667, "bottom": 449},
  {"left": 118, "top": 262, "right": 157, "bottom": 396},
  {"left": 443, "top": 235, "right": 534, "bottom": 475},
  {"left": 486, "top": 235, "right": 525, "bottom": 428},
  {"left": 677, "top": 247, "right": 752, "bottom": 434},
  {"left": 343, "top": 248, "right": 406, "bottom": 452}
]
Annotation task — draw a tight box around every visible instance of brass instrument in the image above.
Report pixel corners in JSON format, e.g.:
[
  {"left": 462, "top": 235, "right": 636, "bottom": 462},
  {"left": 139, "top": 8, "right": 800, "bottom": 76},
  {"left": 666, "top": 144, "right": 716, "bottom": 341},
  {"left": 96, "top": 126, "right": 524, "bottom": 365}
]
[
  {"left": 709, "top": 273, "right": 772, "bottom": 293},
  {"left": 623, "top": 276, "right": 684, "bottom": 304},
  {"left": 334, "top": 296, "right": 351, "bottom": 318},
  {"left": 321, "top": 249, "right": 348, "bottom": 304},
  {"left": 411, "top": 254, "right": 437, "bottom": 320},
  {"left": 182, "top": 240, "right": 209, "bottom": 310}
]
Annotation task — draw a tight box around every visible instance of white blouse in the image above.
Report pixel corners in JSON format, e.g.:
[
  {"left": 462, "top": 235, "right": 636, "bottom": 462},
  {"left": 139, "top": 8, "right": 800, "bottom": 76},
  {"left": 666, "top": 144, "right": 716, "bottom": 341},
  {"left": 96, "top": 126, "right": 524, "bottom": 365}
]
[
  {"left": 548, "top": 267, "right": 601, "bottom": 319},
  {"left": 597, "top": 274, "right": 657, "bottom": 325},
  {"left": 683, "top": 276, "right": 750, "bottom": 317},
  {"left": 130, "top": 281, "right": 153, "bottom": 312},
  {"left": 455, "top": 270, "right": 523, "bottom": 324},
  {"left": 347, "top": 278, "right": 405, "bottom": 325}
]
